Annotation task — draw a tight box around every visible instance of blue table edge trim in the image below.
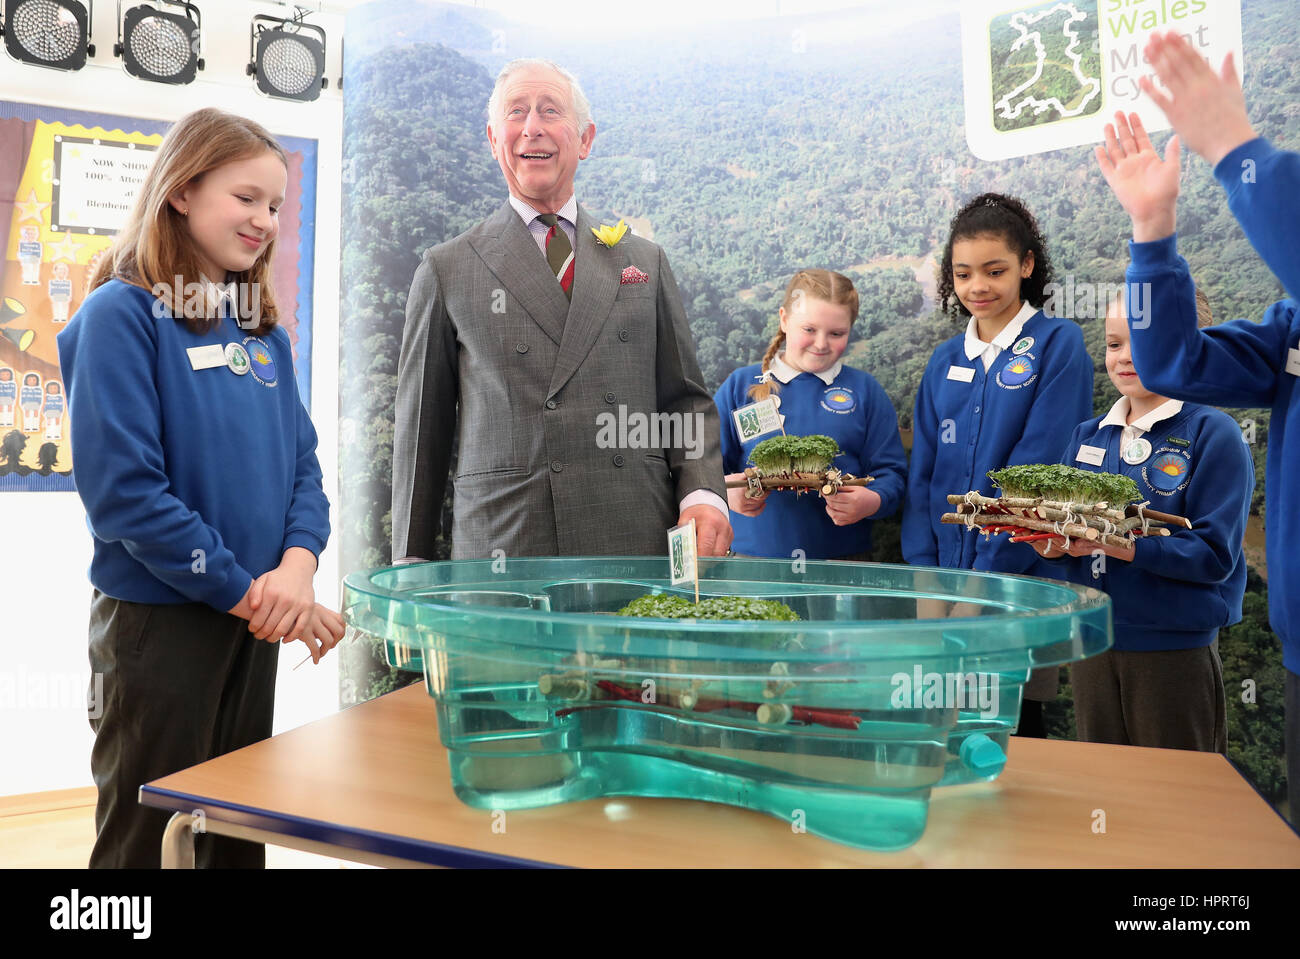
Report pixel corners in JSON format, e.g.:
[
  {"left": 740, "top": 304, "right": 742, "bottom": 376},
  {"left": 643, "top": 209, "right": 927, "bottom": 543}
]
[{"left": 138, "top": 785, "right": 566, "bottom": 869}]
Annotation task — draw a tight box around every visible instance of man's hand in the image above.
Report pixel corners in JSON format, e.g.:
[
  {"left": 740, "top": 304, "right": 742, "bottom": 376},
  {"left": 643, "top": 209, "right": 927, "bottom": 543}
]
[
  {"left": 823, "top": 486, "right": 881, "bottom": 527},
  {"left": 247, "top": 546, "right": 317, "bottom": 641},
  {"left": 1095, "top": 111, "right": 1181, "bottom": 242},
  {"left": 725, "top": 472, "right": 767, "bottom": 517},
  {"left": 679, "top": 504, "right": 733, "bottom": 557},
  {"left": 1140, "top": 32, "right": 1256, "bottom": 168}
]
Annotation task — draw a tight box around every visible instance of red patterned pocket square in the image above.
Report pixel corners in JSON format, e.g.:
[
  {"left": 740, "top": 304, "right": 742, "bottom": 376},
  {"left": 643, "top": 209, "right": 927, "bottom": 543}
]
[{"left": 620, "top": 266, "right": 649, "bottom": 285}]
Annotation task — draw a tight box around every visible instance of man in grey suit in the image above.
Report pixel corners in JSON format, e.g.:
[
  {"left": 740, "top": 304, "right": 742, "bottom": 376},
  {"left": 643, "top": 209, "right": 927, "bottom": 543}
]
[{"left": 393, "top": 58, "right": 732, "bottom": 562}]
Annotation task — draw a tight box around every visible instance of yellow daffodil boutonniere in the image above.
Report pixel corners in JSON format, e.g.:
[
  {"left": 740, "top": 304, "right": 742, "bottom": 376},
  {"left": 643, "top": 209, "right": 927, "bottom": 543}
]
[{"left": 592, "top": 219, "right": 629, "bottom": 248}]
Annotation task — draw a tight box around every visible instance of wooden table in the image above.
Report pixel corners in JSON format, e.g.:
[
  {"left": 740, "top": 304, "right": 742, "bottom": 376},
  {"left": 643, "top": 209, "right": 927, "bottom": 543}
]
[{"left": 140, "top": 683, "right": 1300, "bottom": 868}]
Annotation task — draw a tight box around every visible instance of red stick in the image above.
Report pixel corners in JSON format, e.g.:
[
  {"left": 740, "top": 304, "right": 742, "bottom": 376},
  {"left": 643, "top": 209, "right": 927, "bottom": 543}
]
[{"left": 583, "top": 680, "right": 862, "bottom": 730}]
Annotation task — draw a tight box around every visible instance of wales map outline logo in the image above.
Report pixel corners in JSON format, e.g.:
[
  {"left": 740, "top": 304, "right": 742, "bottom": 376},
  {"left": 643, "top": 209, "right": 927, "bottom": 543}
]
[{"left": 989, "top": 0, "right": 1103, "bottom": 133}]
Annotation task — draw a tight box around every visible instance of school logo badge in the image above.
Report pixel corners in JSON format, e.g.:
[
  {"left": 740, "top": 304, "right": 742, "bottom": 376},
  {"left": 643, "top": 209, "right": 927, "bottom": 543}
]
[
  {"left": 997, "top": 353, "right": 1037, "bottom": 389},
  {"left": 1011, "top": 336, "right": 1034, "bottom": 355},
  {"left": 1143, "top": 447, "right": 1191, "bottom": 495},
  {"left": 820, "top": 387, "right": 856, "bottom": 414},
  {"left": 243, "top": 337, "right": 277, "bottom": 388}
]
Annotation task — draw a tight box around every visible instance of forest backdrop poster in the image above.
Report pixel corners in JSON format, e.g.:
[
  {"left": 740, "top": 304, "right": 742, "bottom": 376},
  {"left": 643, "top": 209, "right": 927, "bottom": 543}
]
[{"left": 339, "top": 0, "right": 1294, "bottom": 816}]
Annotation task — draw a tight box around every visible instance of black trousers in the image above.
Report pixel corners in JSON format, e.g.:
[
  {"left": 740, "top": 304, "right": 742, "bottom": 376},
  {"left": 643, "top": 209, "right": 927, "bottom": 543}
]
[
  {"left": 1070, "top": 640, "right": 1227, "bottom": 753},
  {"left": 87, "top": 590, "right": 279, "bottom": 868},
  {"left": 1288, "top": 668, "right": 1299, "bottom": 827}
]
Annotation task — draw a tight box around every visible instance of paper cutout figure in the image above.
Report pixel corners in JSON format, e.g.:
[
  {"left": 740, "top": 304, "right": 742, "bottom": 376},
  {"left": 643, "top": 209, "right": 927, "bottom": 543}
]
[
  {"left": 0, "top": 368, "right": 15, "bottom": 428},
  {"left": 19, "top": 372, "right": 42, "bottom": 432},
  {"left": 18, "top": 226, "right": 43, "bottom": 285},
  {"left": 48, "top": 263, "right": 73, "bottom": 322},
  {"left": 41, "top": 380, "right": 64, "bottom": 441}
]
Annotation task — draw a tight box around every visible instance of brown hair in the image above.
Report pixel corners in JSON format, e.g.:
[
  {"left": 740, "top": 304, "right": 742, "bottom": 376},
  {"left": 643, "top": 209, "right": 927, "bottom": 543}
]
[
  {"left": 87, "top": 108, "right": 288, "bottom": 335},
  {"left": 747, "top": 269, "right": 859, "bottom": 401},
  {"left": 1193, "top": 287, "right": 1213, "bottom": 328}
]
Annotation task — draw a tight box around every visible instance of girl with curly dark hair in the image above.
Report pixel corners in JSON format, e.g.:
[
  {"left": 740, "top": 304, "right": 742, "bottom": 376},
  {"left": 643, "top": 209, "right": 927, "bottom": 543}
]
[{"left": 902, "top": 193, "right": 1093, "bottom": 736}]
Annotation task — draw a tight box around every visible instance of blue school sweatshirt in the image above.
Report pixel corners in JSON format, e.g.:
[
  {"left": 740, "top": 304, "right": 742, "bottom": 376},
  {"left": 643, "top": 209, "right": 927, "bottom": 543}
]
[
  {"left": 902, "top": 310, "right": 1093, "bottom": 575},
  {"left": 715, "top": 363, "right": 906, "bottom": 559},
  {"left": 57, "top": 279, "right": 330, "bottom": 612},
  {"left": 1052, "top": 403, "right": 1252, "bottom": 652},
  {"left": 1124, "top": 138, "right": 1300, "bottom": 671}
]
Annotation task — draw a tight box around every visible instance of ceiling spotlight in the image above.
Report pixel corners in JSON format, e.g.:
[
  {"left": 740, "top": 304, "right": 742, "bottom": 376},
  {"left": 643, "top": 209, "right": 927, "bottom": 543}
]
[
  {"left": 247, "top": 9, "right": 326, "bottom": 103},
  {"left": 113, "top": 1, "right": 202, "bottom": 85},
  {"left": 1, "top": 0, "right": 94, "bottom": 71}
]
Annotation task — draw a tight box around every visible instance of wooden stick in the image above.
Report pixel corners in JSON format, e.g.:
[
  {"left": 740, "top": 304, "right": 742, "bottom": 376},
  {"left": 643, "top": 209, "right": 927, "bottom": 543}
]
[
  {"left": 947, "top": 493, "right": 1126, "bottom": 521},
  {"left": 942, "top": 511, "right": 1135, "bottom": 550},
  {"left": 1127, "top": 504, "right": 1193, "bottom": 528},
  {"left": 952, "top": 497, "right": 1176, "bottom": 536},
  {"left": 726, "top": 470, "right": 873, "bottom": 492}
]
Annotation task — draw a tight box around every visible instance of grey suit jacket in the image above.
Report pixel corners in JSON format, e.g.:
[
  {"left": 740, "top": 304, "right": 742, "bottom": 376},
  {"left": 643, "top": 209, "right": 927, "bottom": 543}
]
[{"left": 392, "top": 201, "right": 726, "bottom": 560}]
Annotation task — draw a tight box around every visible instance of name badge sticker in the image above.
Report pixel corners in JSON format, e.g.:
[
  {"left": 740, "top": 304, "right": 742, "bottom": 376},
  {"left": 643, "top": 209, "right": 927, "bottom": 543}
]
[
  {"left": 733, "top": 397, "right": 783, "bottom": 442},
  {"left": 187, "top": 344, "right": 226, "bottom": 371},
  {"left": 946, "top": 365, "right": 975, "bottom": 383},
  {"left": 1075, "top": 444, "right": 1106, "bottom": 466},
  {"left": 1286, "top": 347, "right": 1300, "bottom": 376}
]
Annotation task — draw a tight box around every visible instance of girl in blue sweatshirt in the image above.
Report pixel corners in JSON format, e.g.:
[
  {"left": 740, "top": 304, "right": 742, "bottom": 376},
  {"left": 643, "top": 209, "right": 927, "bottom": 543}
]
[
  {"left": 1096, "top": 29, "right": 1300, "bottom": 811},
  {"left": 57, "top": 109, "right": 343, "bottom": 868},
  {"left": 1033, "top": 293, "right": 1252, "bottom": 751},
  {"left": 902, "top": 194, "right": 1093, "bottom": 735},
  {"left": 714, "top": 269, "right": 906, "bottom": 560}
]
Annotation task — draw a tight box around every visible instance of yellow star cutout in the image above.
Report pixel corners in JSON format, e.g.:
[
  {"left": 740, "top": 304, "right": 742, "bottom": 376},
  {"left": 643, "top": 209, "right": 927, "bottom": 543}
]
[
  {"left": 46, "top": 232, "right": 85, "bottom": 263},
  {"left": 15, "top": 189, "right": 51, "bottom": 225}
]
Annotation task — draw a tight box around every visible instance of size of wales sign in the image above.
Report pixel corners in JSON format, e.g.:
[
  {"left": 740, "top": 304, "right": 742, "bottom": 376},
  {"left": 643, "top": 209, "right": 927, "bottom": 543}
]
[{"left": 961, "top": 0, "right": 1243, "bottom": 161}]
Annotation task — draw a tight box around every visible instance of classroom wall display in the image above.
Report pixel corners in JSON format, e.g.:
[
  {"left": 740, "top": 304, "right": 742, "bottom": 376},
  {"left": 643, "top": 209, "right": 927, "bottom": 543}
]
[
  {"left": 0, "top": 102, "right": 319, "bottom": 492},
  {"left": 338, "top": 0, "right": 1295, "bottom": 815},
  {"left": 960, "top": 0, "right": 1243, "bottom": 160}
]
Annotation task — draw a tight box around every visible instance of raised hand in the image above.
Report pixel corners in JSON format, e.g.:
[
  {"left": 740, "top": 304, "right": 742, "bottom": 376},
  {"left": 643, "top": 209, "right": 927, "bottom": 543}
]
[
  {"left": 1140, "top": 32, "right": 1256, "bottom": 168},
  {"left": 1095, "top": 111, "right": 1181, "bottom": 242}
]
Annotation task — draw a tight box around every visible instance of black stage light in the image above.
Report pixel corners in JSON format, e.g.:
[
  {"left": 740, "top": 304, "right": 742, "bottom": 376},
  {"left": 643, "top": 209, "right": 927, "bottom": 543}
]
[
  {"left": 1, "top": 0, "right": 94, "bottom": 71},
  {"left": 247, "top": 10, "right": 325, "bottom": 103},
  {"left": 113, "top": 1, "right": 202, "bottom": 84}
]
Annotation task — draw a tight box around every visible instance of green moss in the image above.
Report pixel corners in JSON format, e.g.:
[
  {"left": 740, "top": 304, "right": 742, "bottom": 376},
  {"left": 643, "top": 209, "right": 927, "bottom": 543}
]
[
  {"left": 987, "top": 464, "right": 1141, "bottom": 505},
  {"left": 750, "top": 434, "right": 842, "bottom": 474},
  {"left": 617, "top": 593, "right": 800, "bottom": 622}
]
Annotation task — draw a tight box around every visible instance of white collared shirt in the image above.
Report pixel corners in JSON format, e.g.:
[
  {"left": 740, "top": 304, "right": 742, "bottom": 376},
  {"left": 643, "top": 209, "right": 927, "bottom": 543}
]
[
  {"left": 767, "top": 354, "right": 843, "bottom": 386},
  {"left": 508, "top": 194, "right": 578, "bottom": 255},
  {"left": 963, "top": 301, "right": 1037, "bottom": 373},
  {"left": 1100, "top": 395, "right": 1185, "bottom": 454},
  {"left": 201, "top": 276, "right": 236, "bottom": 317}
]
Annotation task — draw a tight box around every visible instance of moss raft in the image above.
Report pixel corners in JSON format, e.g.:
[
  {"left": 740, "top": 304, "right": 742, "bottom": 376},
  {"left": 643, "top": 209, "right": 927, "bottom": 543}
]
[
  {"left": 987, "top": 464, "right": 1141, "bottom": 505},
  {"left": 617, "top": 594, "right": 800, "bottom": 622}
]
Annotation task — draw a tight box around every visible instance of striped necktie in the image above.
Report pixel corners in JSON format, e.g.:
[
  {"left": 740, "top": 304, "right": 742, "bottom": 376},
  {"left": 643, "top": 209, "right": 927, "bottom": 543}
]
[{"left": 536, "top": 213, "right": 574, "bottom": 300}]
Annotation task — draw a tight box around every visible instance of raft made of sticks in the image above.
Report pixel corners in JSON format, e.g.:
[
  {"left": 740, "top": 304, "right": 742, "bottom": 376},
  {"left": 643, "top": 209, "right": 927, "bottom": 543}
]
[
  {"left": 724, "top": 466, "right": 875, "bottom": 498},
  {"left": 940, "top": 492, "right": 1191, "bottom": 550}
]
